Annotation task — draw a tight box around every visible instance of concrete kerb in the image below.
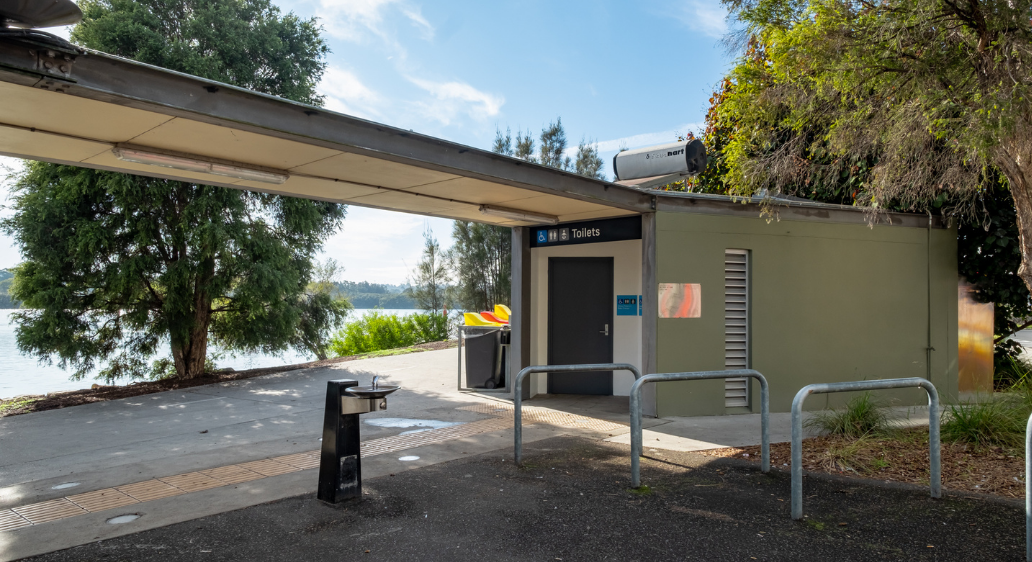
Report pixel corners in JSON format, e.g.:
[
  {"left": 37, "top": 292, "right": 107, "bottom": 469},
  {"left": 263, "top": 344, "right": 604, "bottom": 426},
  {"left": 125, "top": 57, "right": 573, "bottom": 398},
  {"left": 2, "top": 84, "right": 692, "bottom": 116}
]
[
  {"left": 791, "top": 377, "right": 941, "bottom": 521},
  {"left": 513, "top": 363, "right": 641, "bottom": 465}
]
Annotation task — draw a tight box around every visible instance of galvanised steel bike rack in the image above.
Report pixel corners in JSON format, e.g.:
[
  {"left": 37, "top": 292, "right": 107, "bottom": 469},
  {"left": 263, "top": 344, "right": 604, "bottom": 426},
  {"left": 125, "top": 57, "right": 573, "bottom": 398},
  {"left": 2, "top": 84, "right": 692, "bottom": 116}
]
[
  {"left": 791, "top": 378, "right": 940, "bottom": 520},
  {"left": 629, "top": 370, "right": 770, "bottom": 488},
  {"left": 1026, "top": 412, "right": 1032, "bottom": 561},
  {"left": 513, "top": 363, "right": 642, "bottom": 465}
]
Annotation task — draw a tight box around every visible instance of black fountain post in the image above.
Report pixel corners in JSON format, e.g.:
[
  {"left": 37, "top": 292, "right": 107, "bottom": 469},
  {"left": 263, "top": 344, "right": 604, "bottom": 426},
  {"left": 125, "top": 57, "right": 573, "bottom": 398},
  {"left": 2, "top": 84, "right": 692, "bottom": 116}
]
[
  {"left": 317, "top": 378, "right": 399, "bottom": 504},
  {"left": 318, "top": 379, "right": 362, "bottom": 503}
]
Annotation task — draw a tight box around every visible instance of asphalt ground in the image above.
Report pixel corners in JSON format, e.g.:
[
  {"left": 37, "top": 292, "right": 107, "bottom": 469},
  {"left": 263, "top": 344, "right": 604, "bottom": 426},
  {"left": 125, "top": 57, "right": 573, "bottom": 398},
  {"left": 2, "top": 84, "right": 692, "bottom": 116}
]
[{"left": 27, "top": 436, "right": 1024, "bottom": 562}]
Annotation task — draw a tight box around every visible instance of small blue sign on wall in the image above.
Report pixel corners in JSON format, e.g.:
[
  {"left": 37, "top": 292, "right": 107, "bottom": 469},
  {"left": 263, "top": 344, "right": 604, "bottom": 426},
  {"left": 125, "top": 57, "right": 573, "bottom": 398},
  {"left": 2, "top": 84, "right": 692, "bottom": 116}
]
[{"left": 617, "top": 295, "right": 640, "bottom": 316}]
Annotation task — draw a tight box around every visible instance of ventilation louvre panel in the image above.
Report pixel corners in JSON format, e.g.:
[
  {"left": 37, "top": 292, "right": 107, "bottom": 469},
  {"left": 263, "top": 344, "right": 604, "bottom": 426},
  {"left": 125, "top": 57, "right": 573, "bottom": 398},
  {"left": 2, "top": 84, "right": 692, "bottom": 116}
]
[{"left": 724, "top": 250, "right": 749, "bottom": 408}]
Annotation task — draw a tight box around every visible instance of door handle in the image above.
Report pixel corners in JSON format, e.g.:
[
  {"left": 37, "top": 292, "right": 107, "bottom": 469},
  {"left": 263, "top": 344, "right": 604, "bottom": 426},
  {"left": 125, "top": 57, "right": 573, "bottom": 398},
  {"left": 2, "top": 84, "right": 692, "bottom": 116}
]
[{"left": 600, "top": 324, "right": 609, "bottom": 336}]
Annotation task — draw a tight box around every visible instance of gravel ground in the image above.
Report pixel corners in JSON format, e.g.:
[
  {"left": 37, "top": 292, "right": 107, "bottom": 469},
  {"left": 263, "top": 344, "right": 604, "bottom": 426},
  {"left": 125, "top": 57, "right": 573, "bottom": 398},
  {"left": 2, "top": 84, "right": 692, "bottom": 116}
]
[{"left": 28, "top": 436, "right": 1024, "bottom": 561}]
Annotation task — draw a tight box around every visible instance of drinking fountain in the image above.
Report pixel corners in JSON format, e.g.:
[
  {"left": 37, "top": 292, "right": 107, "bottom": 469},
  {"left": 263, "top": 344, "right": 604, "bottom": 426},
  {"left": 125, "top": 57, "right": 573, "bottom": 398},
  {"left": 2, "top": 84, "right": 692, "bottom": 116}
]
[{"left": 317, "top": 378, "right": 400, "bottom": 503}]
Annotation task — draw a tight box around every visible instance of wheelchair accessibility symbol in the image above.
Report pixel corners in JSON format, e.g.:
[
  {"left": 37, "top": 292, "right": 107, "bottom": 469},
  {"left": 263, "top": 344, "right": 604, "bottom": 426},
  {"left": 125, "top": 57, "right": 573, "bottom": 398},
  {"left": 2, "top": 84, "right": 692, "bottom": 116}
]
[{"left": 537, "top": 230, "right": 548, "bottom": 244}]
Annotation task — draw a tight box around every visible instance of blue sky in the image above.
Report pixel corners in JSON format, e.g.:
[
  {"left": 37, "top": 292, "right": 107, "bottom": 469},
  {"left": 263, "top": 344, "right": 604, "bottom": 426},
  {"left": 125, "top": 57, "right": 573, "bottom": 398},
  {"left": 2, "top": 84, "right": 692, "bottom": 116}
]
[{"left": 0, "top": 0, "right": 735, "bottom": 284}]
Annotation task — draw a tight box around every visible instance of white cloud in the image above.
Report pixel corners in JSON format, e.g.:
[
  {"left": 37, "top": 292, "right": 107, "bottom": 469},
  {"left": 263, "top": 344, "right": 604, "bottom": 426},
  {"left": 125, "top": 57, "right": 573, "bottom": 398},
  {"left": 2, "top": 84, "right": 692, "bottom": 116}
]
[
  {"left": 318, "top": 207, "right": 453, "bottom": 284},
  {"left": 671, "top": 0, "right": 729, "bottom": 39},
  {"left": 406, "top": 77, "right": 504, "bottom": 126},
  {"left": 318, "top": 66, "right": 383, "bottom": 120},
  {"left": 316, "top": 0, "right": 434, "bottom": 52}
]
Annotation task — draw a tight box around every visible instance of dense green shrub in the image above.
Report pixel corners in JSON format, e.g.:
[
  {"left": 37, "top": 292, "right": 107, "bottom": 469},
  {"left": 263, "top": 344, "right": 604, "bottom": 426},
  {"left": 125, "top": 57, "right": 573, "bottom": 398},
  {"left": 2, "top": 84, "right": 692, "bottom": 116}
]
[
  {"left": 408, "top": 311, "right": 449, "bottom": 343},
  {"left": 804, "top": 392, "right": 889, "bottom": 438},
  {"left": 328, "top": 311, "right": 448, "bottom": 356}
]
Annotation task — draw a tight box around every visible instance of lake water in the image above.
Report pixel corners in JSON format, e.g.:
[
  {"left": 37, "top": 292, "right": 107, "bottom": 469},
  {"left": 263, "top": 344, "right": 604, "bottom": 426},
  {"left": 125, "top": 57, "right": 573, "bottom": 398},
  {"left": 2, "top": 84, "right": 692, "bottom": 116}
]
[{"left": 0, "top": 309, "right": 415, "bottom": 399}]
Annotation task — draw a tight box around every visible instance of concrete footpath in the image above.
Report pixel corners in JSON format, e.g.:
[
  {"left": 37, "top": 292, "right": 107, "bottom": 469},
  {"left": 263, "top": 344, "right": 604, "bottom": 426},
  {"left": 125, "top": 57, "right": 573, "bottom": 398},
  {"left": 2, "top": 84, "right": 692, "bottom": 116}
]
[{"left": 0, "top": 348, "right": 934, "bottom": 560}]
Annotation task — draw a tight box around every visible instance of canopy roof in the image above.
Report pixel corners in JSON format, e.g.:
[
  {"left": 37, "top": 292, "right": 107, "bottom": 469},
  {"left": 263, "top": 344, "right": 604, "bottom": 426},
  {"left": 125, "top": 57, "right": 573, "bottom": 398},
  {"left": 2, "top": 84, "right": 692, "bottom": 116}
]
[{"left": 0, "top": 35, "right": 651, "bottom": 226}]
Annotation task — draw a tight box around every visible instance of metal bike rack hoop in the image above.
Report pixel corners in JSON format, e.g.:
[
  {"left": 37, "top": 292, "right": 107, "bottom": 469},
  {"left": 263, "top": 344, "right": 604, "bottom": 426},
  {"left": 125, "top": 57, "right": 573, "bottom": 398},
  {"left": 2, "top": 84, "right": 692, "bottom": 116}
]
[
  {"left": 790, "top": 377, "right": 940, "bottom": 520},
  {"left": 629, "top": 370, "right": 770, "bottom": 488},
  {"left": 1026, "top": 412, "right": 1032, "bottom": 561},
  {"left": 513, "top": 363, "right": 642, "bottom": 465}
]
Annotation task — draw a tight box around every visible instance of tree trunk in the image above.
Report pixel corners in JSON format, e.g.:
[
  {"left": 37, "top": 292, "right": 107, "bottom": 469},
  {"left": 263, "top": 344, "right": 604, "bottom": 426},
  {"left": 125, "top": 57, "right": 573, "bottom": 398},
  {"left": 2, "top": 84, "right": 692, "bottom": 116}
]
[
  {"left": 169, "top": 265, "right": 214, "bottom": 380},
  {"left": 170, "top": 308, "right": 211, "bottom": 380},
  {"left": 995, "top": 137, "right": 1032, "bottom": 298}
]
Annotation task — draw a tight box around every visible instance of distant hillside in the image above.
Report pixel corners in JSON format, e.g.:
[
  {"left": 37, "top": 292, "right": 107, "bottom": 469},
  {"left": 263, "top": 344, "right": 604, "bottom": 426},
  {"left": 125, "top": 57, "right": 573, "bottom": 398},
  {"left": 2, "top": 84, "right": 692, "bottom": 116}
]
[
  {"left": 336, "top": 280, "right": 416, "bottom": 309},
  {"left": 0, "top": 275, "right": 416, "bottom": 310},
  {"left": 0, "top": 269, "right": 19, "bottom": 309}
]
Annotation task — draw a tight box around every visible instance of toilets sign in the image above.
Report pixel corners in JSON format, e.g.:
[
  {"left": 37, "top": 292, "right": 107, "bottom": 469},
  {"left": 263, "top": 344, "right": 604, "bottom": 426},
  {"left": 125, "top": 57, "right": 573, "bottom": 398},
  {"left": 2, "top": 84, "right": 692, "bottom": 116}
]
[{"left": 529, "top": 216, "right": 642, "bottom": 248}]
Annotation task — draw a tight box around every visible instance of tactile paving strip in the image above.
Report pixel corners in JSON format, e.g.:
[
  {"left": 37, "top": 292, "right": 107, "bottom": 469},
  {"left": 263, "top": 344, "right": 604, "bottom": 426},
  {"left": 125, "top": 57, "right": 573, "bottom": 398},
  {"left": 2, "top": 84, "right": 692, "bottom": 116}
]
[
  {"left": 66, "top": 489, "right": 138, "bottom": 512},
  {"left": 158, "top": 472, "right": 223, "bottom": 493},
  {"left": 199, "top": 465, "right": 265, "bottom": 485},
  {"left": 116, "top": 479, "right": 183, "bottom": 502},
  {"left": 235, "top": 459, "right": 300, "bottom": 477},
  {"left": 2, "top": 399, "right": 620, "bottom": 531},
  {"left": 0, "top": 510, "right": 31, "bottom": 532},
  {"left": 457, "top": 402, "right": 628, "bottom": 433},
  {"left": 271, "top": 452, "right": 320, "bottom": 470},
  {"left": 12, "top": 498, "right": 86, "bottom": 525}
]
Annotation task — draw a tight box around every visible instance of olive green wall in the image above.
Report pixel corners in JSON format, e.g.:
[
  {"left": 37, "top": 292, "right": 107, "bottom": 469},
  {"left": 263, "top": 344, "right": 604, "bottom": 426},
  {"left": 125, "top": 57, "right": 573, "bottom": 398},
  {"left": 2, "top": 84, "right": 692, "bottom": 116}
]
[{"left": 653, "top": 212, "right": 958, "bottom": 417}]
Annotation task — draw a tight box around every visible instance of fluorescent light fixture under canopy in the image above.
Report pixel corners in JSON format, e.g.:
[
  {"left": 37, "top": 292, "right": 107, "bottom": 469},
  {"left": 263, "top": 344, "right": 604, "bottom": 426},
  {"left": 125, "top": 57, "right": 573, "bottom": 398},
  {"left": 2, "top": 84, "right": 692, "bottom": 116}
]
[
  {"left": 112, "top": 147, "right": 289, "bottom": 185},
  {"left": 478, "top": 205, "right": 559, "bottom": 225}
]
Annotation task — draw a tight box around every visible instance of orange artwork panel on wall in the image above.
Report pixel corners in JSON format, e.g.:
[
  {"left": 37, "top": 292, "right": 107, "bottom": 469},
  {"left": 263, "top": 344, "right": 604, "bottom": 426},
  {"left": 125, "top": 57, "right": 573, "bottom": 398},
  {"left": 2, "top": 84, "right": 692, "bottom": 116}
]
[{"left": 658, "top": 283, "right": 701, "bottom": 318}]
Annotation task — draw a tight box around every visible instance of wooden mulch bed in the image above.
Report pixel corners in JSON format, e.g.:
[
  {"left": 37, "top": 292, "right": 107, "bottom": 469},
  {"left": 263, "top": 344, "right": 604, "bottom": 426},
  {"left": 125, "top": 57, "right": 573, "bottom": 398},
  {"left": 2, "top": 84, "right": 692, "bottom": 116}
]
[
  {"left": 700, "top": 428, "right": 1025, "bottom": 499},
  {"left": 0, "top": 340, "right": 456, "bottom": 418}
]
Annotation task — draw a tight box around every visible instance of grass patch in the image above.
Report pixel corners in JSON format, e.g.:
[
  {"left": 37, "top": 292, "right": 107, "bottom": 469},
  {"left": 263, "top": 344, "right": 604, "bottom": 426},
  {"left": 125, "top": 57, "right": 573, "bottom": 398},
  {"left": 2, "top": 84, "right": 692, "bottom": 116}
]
[
  {"left": 805, "top": 392, "right": 889, "bottom": 438},
  {"left": 0, "top": 393, "right": 40, "bottom": 416},
  {"left": 941, "top": 398, "right": 1025, "bottom": 448},
  {"left": 806, "top": 520, "right": 826, "bottom": 531},
  {"left": 628, "top": 485, "right": 653, "bottom": 496},
  {"left": 0, "top": 397, "right": 39, "bottom": 416}
]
